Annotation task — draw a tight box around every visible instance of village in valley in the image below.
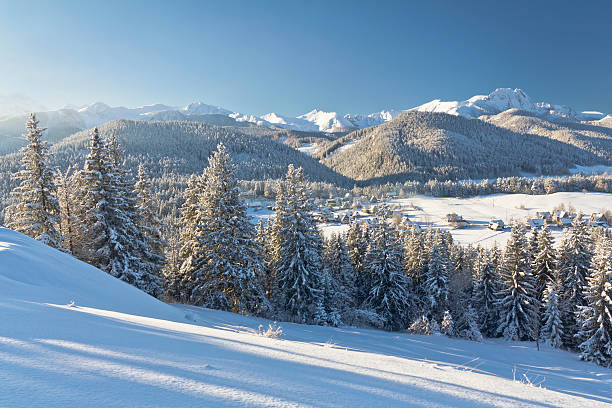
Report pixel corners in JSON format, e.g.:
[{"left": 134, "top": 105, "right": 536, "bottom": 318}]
[{"left": 247, "top": 190, "right": 612, "bottom": 248}]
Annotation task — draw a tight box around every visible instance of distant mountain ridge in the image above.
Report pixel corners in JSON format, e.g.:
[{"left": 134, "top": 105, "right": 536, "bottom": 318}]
[{"left": 1, "top": 88, "right": 609, "bottom": 155}]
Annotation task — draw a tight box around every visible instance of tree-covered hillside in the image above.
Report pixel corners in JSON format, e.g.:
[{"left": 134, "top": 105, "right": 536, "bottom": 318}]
[{"left": 323, "top": 111, "right": 611, "bottom": 184}]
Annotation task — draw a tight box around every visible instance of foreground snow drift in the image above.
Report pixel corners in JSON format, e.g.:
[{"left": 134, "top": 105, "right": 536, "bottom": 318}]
[{"left": 0, "top": 228, "right": 610, "bottom": 407}]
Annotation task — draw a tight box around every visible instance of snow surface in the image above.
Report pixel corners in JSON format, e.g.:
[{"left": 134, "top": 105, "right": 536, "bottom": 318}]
[{"left": 1, "top": 227, "right": 611, "bottom": 407}]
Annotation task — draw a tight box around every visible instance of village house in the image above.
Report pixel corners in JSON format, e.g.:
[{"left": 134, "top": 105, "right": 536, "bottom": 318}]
[
  {"left": 489, "top": 219, "right": 505, "bottom": 231},
  {"left": 535, "top": 211, "right": 552, "bottom": 223},
  {"left": 526, "top": 218, "right": 546, "bottom": 230}
]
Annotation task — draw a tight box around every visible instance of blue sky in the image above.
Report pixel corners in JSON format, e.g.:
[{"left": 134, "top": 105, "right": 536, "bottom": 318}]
[{"left": 1, "top": 0, "right": 611, "bottom": 115}]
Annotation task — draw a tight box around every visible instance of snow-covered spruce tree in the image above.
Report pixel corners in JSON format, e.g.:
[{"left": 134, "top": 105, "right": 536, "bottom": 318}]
[
  {"left": 74, "top": 128, "right": 111, "bottom": 268},
  {"left": 364, "top": 219, "right": 412, "bottom": 330},
  {"left": 189, "top": 143, "right": 267, "bottom": 315},
  {"left": 323, "top": 233, "right": 356, "bottom": 319},
  {"left": 403, "top": 227, "right": 427, "bottom": 304},
  {"left": 540, "top": 268, "right": 564, "bottom": 348},
  {"left": 497, "top": 223, "right": 539, "bottom": 341},
  {"left": 273, "top": 165, "right": 324, "bottom": 323},
  {"left": 134, "top": 163, "right": 166, "bottom": 291},
  {"left": 7, "top": 114, "right": 61, "bottom": 248},
  {"left": 424, "top": 237, "right": 449, "bottom": 323},
  {"left": 75, "top": 130, "right": 161, "bottom": 296},
  {"left": 255, "top": 219, "right": 277, "bottom": 302},
  {"left": 576, "top": 238, "right": 612, "bottom": 367},
  {"left": 528, "top": 229, "right": 539, "bottom": 268},
  {"left": 315, "top": 266, "right": 342, "bottom": 327},
  {"left": 558, "top": 217, "right": 594, "bottom": 349},
  {"left": 346, "top": 220, "right": 366, "bottom": 271},
  {"left": 458, "top": 305, "right": 483, "bottom": 342},
  {"left": 533, "top": 225, "right": 556, "bottom": 305},
  {"left": 346, "top": 221, "right": 370, "bottom": 306},
  {"left": 489, "top": 242, "right": 503, "bottom": 274},
  {"left": 174, "top": 174, "right": 204, "bottom": 302},
  {"left": 105, "top": 134, "right": 161, "bottom": 296},
  {"left": 55, "top": 166, "right": 83, "bottom": 256},
  {"left": 448, "top": 243, "right": 475, "bottom": 331},
  {"left": 161, "top": 208, "right": 184, "bottom": 303},
  {"left": 472, "top": 249, "right": 501, "bottom": 337}
]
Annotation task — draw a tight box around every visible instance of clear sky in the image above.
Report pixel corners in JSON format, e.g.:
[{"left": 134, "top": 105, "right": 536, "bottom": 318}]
[{"left": 1, "top": 0, "right": 610, "bottom": 116}]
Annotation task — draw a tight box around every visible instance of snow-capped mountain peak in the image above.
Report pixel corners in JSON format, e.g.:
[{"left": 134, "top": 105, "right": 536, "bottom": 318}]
[
  {"left": 344, "top": 110, "right": 402, "bottom": 129},
  {"left": 78, "top": 102, "right": 112, "bottom": 114},
  {"left": 412, "top": 88, "right": 539, "bottom": 119},
  {"left": 477, "top": 88, "right": 534, "bottom": 112},
  {"left": 411, "top": 87, "right": 594, "bottom": 121},
  {"left": 180, "top": 101, "right": 232, "bottom": 115},
  {"left": 296, "top": 109, "right": 354, "bottom": 132}
]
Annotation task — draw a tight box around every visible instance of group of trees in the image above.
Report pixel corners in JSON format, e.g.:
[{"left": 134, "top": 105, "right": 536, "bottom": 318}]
[
  {"left": 239, "top": 172, "right": 612, "bottom": 204},
  {"left": 5, "top": 115, "right": 165, "bottom": 296},
  {"left": 6, "top": 114, "right": 612, "bottom": 368},
  {"left": 163, "top": 141, "right": 612, "bottom": 366}
]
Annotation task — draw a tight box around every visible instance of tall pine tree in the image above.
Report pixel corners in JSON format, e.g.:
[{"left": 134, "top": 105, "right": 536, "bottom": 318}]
[
  {"left": 576, "top": 237, "right": 612, "bottom": 367},
  {"left": 558, "top": 217, "right": 593, "bottom": 349},
  {"left": 472, "top": 249, "right": 501, "bottom": 337},
  {"left": 174, "top": 174, "right": 204, "bottom": 302},
  {"left": 533, "top": 225, "right": 556, "bottom": 305},
  {"left": 424, "top": 235, "right": 449, "bottom": 323},
  {"left": 497, "top": 224, "right": 539, "bottom": 341},
  {"left": 540, "top": 268, "right": 564, "bottom": 348},
  {"left": 346, "top": 221, "right": 369, "bottom": 306},
  {"left": 364, "top": 220, "right": 412, "bottom": 330},
  {"left": 134, "top": 163, "right": 166, "bottom": 293},
  {"left": 75, "top": 130, "right": 160, "bottom": 296},
  {"left": 189, "top": 144, "right": 267, "bottom": 314},
  {"left": 7, "top": 114, "right": 61, "bottom": 248},
  {"left": 323, "top": 233, "right": 356, "bottom": 315},
  {"left": 273, "top": 165, "right": 323, "bottom": 322}
]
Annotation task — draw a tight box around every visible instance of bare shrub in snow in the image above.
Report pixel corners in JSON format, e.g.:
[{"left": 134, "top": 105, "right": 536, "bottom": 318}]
[{"left": 258, "top": 322, "right": 283, "bottom": 339}]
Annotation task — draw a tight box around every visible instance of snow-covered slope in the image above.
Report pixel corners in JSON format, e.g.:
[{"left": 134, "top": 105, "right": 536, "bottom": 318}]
[
  {"left": 1, "top": 227, "right": 611, "bottom": 407},
  {"left": 412, "top": 88, "right": 604, "bottom": 121},
  {"left": 0, "top": 227, "right": 181, "bottom": 319}
]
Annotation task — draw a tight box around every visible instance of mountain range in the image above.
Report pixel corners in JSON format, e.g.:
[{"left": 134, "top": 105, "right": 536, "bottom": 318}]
[{"left": 1, "top": 88, "right": 609, "bottom": 149}]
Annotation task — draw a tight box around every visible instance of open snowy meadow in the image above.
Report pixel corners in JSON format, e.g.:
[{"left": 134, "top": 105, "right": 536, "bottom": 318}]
[
  {"left": 1, "top": 228, "right": 610, "bottom": 408},
  {"left": 311, "top": 191, "right": 612, "bottom": 248}
]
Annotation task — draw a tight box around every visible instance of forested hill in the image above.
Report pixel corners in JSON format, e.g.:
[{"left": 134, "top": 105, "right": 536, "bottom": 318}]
[
  {"left": 482, "top": 108, "right": 612, "bottom": 163},
  {"left": 322, "top": 111, "right": 612, "bottom": 184},
  {"left": 47, "top": 119, "right": 351, "bottom": 184}
]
